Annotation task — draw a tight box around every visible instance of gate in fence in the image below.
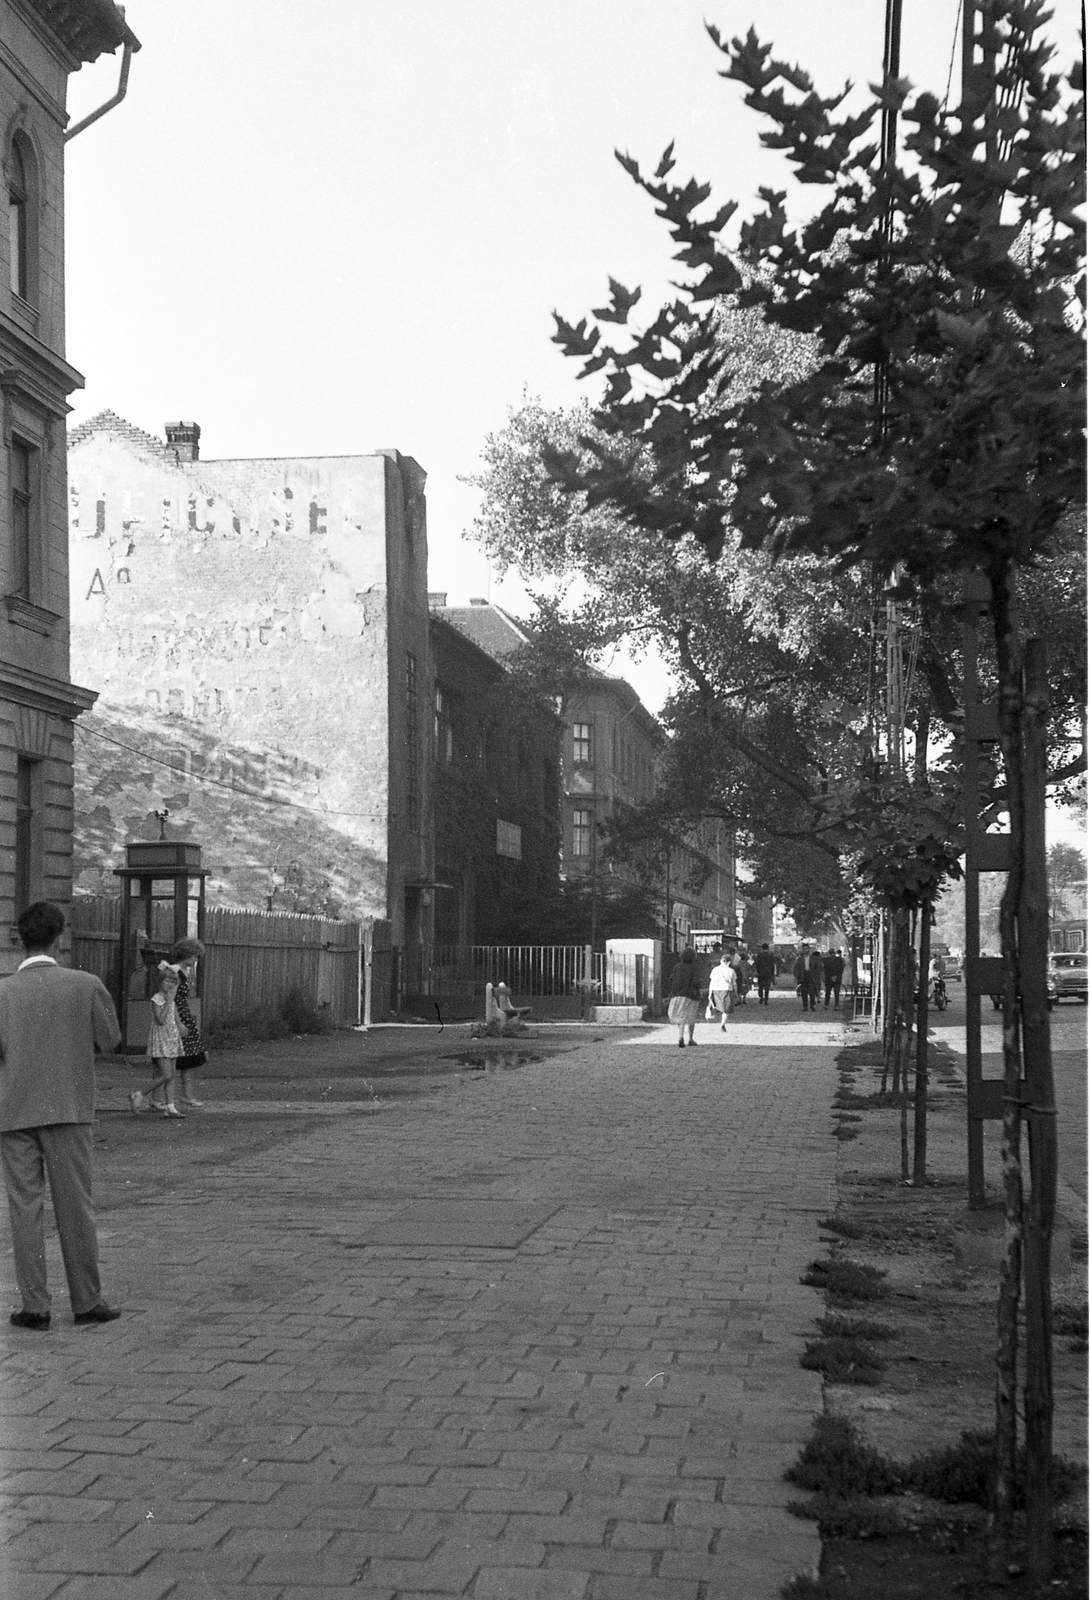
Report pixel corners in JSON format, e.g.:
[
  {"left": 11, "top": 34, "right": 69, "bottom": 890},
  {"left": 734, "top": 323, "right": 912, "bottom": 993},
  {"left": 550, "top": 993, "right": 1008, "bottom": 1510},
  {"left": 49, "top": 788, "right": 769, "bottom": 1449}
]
[
  {"left": 593, "top": 950, "right": 650, "bottom": 1008},
  {"left": 396, "top": 944, "right": 591, "bottom": 1018},
  {"left": 387, "top": 945, "right": 653, "bottom": 1019}
]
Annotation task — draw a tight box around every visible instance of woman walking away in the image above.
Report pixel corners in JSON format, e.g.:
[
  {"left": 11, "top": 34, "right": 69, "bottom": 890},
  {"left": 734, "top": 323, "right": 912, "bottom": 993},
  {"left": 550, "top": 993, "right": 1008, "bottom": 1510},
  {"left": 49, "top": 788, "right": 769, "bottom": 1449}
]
[
  {"left": 668, "top": 948, "right": 703, "bottom": 1047},
  {"left": 707, "top": 952, "right": 737, "bottom": 1030},
  {"left": 171, "top": 938, "right": 208, "bottom": 1108},
  {"left": 130, "top": 965, "right": 184, "bottom": 1118}
]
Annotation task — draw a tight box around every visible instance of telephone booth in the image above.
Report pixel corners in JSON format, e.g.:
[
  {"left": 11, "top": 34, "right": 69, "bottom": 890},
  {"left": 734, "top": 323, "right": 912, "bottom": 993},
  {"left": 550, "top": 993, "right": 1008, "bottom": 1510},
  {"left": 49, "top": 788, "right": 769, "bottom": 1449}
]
[{"left": 115, "top": 841, "right": 207, "bottom": 1051}]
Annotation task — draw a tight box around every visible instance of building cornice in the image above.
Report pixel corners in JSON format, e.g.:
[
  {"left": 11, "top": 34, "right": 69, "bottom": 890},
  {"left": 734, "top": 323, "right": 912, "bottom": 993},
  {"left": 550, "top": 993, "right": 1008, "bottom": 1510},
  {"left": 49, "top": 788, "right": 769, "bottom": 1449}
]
[
  {"left": 0, "top": 661, "right": 96, "bottom": 719},
  {"left": 0, "top": 315, "right": 84, "bottom": 412}
]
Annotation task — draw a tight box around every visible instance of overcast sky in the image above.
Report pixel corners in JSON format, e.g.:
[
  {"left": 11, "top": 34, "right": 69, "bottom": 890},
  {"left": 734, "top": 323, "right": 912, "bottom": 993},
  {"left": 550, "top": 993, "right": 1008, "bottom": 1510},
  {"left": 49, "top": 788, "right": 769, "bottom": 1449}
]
[{"left": 64, "top": 0, "right": 1081, "bottom": 763}]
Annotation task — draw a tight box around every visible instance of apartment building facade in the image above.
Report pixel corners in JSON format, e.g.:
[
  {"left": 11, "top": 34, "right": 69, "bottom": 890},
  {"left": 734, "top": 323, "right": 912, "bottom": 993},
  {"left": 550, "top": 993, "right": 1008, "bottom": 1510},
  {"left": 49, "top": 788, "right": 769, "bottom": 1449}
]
[
  {"left": 0, "top": 0, "right": 137, "bottom": 970},
  {"left": 436, "top": 600, "right": 737, "bottom": 950}
]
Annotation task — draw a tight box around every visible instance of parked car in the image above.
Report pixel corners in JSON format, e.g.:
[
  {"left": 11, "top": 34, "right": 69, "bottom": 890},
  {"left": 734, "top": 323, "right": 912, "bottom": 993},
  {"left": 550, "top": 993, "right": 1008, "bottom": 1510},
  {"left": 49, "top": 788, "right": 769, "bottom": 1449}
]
[{"left": 1046, "top": 950, "right": 1088, "bottom": 1007}]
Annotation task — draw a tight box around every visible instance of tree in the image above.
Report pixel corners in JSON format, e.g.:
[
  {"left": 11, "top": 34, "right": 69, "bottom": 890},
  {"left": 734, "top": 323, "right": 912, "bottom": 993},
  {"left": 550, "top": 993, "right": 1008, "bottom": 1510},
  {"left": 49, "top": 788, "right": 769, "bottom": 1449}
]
[
  {"left": 1046, "top": 840, "right": 1086, "bottom": 922},
  {"left": 466, "top": 397, "right": 884, "bottom": 930}
]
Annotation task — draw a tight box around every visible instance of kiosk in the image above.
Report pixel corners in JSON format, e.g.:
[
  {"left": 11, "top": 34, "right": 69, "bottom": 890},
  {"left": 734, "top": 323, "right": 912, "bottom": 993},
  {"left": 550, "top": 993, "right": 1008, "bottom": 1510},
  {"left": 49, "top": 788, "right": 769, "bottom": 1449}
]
[{"left": 115, "top": 841, "right": 207, "bottom": 1051}]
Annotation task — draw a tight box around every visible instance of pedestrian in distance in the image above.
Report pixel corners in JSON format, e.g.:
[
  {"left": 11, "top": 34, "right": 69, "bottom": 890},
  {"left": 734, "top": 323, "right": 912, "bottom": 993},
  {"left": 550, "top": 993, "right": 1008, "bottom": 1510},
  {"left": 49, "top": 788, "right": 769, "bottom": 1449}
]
[
  {"left": 667, "top": 948, "right": 703, "bottom": 1047},
  {"left": 754, "top": 943, "right": 778, "bottom": 1005},
  {"left": 0, "top": 902, "right": 123, "bottom": 1330},
  {"left": 808, "top": 947, "right": 824, "bottom": 1012},
  {"left": 728, "top": 946, "right": 745, "bottom": 1006},
  {"left": 171, "top": 938, "right": 208, "bottom": 1108},
  {"left": 793, "top": 946, "right": 812, "bottom": 1010},
  {"left": 823, "top": 947, "right": 845, "bottom": 1010},
  {"left": 706, "top": 952, "right": 738, "bottom": 1030},
  {"left": 129, "top": 964, "right": 185, "bottom": 1118},
  {"left": 735, "top": 948, "right": 752, "bottom": 1006}
]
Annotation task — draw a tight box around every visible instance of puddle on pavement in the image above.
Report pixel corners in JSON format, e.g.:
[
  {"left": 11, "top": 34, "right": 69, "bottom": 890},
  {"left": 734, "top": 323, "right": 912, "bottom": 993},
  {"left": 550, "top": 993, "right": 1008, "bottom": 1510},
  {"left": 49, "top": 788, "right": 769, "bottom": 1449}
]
[{"left": 445, "top": 1051, "right": 540, "bottom": 1072}]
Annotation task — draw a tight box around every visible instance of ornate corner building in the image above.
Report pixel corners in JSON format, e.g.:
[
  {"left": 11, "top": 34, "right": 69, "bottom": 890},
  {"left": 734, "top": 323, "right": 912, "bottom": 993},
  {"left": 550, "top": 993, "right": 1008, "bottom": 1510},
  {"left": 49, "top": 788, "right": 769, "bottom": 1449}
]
[{"left": 0, "top": 0, "right": 137, "bottom": 969}]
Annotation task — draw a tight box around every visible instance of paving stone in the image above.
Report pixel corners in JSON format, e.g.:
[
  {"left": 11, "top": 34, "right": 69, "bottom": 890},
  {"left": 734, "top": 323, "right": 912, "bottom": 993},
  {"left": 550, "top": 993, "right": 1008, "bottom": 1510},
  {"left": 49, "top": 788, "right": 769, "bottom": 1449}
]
[
  {"left": 277, "top": 1589, "right": 395, "bottom": 1600},
  {"left": 0, "top": 1574, "right": 68, "bottom": 1600},
  {"left": 355, "top": 1548, "right": 481, "bottom": 1590},
  {"left": 32, "top": 1579, "right": 179, "bottom": 1600},
  {"left": 9, "top": 1494, "right": 121, "bottom": 1522},
  {"left": 474, "top": 1569, "right": 591, "bottom": 1599}
]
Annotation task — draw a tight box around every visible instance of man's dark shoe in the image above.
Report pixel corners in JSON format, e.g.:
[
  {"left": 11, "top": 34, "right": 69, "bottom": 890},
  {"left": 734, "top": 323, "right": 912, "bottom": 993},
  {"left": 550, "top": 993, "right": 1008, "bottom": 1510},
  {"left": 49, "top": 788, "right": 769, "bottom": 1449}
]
[
  {"left": 10, "top": 1309, "right": 50, "bottom": 1330},
  {"left": 73, "top": 1304, "right": 121, "bottom": 1325}
]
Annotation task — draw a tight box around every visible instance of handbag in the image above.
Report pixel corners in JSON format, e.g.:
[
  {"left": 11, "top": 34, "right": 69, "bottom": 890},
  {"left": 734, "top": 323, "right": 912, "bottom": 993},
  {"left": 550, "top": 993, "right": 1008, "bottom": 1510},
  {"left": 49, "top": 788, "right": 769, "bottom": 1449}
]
[{"left": 705, "top": 1002, "right": 718, "bottom": 1021}]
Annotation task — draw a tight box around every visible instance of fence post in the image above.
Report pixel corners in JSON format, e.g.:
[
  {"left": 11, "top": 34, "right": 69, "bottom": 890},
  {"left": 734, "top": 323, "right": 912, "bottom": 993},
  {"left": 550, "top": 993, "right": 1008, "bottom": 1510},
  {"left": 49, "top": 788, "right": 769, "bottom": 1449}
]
[{"left": 362, "top": 922, "right": 372, "bottom": 1030}]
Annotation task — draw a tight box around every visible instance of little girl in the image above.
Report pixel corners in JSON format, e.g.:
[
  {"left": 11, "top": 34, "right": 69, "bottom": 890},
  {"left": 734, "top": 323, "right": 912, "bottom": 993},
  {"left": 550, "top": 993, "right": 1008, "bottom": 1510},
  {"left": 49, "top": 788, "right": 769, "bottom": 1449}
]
[{"left": 129, "top": 964, "right": 185, "bottom": 1119}]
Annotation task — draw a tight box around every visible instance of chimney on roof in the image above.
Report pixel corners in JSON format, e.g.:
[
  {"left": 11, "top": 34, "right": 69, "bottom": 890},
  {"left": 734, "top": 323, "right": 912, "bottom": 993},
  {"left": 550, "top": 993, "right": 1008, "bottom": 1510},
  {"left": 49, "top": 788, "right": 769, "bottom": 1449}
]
[
  {"left": 469, "top": 597, "right": 488, "bottom": 606},
  {"left": 428, "top": 592, "right": 448, "bottom": 608},
  {"left": 164, "top": 421, "right": 200, "bottom": 461}
]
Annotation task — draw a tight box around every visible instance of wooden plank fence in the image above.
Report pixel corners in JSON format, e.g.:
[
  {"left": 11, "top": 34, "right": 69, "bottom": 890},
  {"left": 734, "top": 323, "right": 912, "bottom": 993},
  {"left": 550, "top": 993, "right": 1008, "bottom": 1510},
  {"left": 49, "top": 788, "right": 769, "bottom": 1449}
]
[{"left": 69, "top": 897, "right": 361, "bottom": 1029}]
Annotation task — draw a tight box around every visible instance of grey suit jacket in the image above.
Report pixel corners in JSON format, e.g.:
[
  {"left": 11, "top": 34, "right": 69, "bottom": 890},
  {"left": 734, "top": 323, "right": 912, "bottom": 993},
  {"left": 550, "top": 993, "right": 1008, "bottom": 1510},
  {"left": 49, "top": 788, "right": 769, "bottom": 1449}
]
[{"left": 0, "top": 961, "right": 121, "bottom": 1132}]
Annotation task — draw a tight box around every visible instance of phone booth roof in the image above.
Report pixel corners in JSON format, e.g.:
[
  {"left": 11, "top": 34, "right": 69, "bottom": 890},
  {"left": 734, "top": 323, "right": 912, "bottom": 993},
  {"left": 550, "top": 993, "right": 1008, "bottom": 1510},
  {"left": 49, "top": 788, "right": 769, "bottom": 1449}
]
[{"left": 115, "top": 842, "right": 207, "bottom": 879}]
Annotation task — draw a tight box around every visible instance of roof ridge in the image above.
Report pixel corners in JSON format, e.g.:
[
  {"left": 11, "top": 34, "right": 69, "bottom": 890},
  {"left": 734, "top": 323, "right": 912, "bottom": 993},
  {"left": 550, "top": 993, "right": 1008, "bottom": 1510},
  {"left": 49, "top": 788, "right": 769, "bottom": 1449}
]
[{"left": 68, "top": 410, "right": 172, "bottom": 458}]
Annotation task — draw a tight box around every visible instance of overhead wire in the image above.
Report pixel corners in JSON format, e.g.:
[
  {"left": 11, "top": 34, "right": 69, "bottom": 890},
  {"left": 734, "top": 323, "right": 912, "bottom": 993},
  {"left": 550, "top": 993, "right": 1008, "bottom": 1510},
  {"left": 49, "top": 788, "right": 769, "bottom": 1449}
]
[{"left": 943, "top": 0, "right": 965, "bottom": 108}]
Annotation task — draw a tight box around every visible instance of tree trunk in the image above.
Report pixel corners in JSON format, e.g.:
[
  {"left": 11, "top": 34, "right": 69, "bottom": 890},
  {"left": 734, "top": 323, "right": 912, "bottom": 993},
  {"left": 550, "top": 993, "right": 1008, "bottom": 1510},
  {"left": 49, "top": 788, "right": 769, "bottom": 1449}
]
[
  {"left": 898, "top": 910, "right": 912, "bottom": 1179},
  {"left": 913, "top": 898, "right": 931, "bottom": 1185},
  {"left": 989, "top": 559, "right": 1026, "bottom": 1564},
  {"left": 1020, "top": 638, "right": 1056, "bottom": 1586},
  {"left": 881, "top": 912, "right": 897, "bottom": 1092}
]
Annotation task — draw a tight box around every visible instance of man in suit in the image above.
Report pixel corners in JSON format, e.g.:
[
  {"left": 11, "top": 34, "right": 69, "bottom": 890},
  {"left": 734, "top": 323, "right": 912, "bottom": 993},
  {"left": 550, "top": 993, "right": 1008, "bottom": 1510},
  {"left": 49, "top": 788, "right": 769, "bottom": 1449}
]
[
  {"left": 0, "top": 902, "right": 122, "bottom": 1330},
  {"left": 823, "top": 947, "right": 846, "bottom": 1009},
  {"left": 807, "top": 947, "right": 825, "bottom": 1013},
  {"left": 753, "top": 943, "right": 778, "bottom": 1006}
]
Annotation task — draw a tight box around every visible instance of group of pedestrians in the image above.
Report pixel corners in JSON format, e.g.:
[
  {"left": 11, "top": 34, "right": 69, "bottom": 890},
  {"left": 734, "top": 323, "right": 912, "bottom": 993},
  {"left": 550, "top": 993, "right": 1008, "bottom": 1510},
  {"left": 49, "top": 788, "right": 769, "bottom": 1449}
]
[
  {"left": 667, "top": 939, "right": 849, "bottom": 1040},
  {"left": 666, "top": 940, "right": 781, "bottom": 1044},
  {"left": 792, "top": 944, "right": 845, "bottom": 1012}
]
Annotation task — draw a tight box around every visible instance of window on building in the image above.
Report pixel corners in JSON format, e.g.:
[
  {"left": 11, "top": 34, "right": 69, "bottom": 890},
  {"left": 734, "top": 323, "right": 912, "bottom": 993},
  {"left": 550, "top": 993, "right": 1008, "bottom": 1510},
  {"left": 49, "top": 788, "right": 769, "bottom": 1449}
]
[
  {"left": 572, "top": 807, "right": 593, "bottom": 858},
  {"left": 10, "top": 437, "right": 34, "bottom": 597},
  {"left": 14, "top": 756, "right": 37, "bottom": 915},
  {"left": 406, "top": 652, "right": 419, "bottom": 832},
  {"left": 434, "top": 682, "right": 453, "bottom": 764},
  {"left": 572, "top": 722, "right": 592, "bottom": 765},
  {"left": 7, "top": 138, "right": 29, "bottom": 300}
]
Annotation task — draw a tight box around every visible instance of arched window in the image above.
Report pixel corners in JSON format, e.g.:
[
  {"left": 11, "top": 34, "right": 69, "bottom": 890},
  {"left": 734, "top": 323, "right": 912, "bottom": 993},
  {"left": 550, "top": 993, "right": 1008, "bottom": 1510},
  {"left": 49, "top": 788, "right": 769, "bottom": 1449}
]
[{"left": 8, "top": 135, "right": 33, "bottom": 302}]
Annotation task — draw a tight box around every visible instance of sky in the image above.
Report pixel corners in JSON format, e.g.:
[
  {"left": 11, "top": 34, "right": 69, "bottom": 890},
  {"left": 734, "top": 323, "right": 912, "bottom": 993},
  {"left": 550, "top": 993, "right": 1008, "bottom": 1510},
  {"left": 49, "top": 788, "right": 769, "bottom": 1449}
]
[{"left": 63, "top": 1, "right": 1083, "bottom": 840}]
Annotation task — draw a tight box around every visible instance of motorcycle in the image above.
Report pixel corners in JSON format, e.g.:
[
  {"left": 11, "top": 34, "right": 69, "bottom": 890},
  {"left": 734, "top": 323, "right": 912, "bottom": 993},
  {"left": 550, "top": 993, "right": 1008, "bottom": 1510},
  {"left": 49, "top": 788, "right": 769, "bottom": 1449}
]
[{"left": 929, "top": 975, "right": 949, "bottom": 1011}]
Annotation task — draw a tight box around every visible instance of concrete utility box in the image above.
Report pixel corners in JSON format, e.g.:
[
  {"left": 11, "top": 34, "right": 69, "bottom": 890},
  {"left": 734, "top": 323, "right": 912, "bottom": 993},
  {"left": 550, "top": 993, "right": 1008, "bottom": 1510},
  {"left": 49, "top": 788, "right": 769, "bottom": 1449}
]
[{"left": 604, "top": 938, "right": 662, "bottom": 1016}]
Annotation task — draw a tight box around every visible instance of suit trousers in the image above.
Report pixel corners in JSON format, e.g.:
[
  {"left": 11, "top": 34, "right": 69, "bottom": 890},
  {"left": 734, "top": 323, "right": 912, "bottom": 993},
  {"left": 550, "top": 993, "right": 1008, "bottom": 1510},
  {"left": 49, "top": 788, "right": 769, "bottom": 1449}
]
[{"left": 1, "top": 1123, "right": 102, "bottom": 1315}]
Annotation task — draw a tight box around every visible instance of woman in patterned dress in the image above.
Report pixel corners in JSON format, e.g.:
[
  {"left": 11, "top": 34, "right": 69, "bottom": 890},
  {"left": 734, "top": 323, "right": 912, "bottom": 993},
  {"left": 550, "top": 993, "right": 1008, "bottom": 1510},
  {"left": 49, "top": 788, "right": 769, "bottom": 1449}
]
[{"left": 171, "top": 938, "right": 208, "bottom": 1108}]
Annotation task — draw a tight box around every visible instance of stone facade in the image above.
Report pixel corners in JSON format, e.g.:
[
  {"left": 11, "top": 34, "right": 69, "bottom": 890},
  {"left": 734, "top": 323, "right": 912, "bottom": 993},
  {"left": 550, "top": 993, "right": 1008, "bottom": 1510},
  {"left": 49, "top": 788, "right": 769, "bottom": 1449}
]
[
  {"left": 0, "top": 1, "right": 136, "bottom": 971},
  {"left": 429, "top": 613, "right": 561, "bottom": 948},
  {"left": 68, "top": 413, "right": 432, "bottom": 943}
]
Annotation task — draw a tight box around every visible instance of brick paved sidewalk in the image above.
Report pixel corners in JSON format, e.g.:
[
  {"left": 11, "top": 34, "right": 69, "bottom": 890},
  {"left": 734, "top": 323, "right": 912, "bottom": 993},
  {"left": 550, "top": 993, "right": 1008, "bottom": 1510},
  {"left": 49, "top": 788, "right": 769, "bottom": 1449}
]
[{"left": 1, "top": 1013, "right": 842, "bottom": 1600}]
